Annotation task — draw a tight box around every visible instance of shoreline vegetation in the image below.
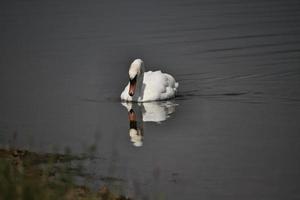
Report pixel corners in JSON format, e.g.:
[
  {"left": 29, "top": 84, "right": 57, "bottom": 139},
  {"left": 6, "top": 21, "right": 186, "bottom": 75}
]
[{"left": 0, "top": 148, "right": 131, "bottom": 200}]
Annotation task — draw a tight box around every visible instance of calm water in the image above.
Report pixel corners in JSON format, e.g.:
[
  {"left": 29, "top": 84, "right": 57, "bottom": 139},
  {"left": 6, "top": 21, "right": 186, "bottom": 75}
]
[{"left": 1, "top": 0, "right": 300, "bottom": 199}]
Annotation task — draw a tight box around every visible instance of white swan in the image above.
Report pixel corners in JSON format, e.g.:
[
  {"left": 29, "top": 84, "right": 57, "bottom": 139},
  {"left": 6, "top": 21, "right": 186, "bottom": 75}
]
[
  {"left": 122, "top": 101, "right": 177, "bottom": 147},
  {"left": 121, "top": 59, "right": 179, "bottom": 102}
]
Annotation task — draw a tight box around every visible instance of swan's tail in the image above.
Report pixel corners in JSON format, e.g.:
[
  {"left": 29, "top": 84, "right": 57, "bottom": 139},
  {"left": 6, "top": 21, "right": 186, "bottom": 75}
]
[{"left": 175, "top": 82, "right": 179, "bottom": 92}]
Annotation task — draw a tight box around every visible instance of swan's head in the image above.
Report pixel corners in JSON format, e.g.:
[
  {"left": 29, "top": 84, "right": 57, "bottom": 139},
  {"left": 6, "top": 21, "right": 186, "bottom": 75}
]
[
  {"left": 129, "top": 128, "right": 143, "bottom": 147},
  {"left": 128, "top": 59, "right": 144, "bottom": 96},
  {"left": 128, "top": 108, "right": 143, "bottom": 147}
]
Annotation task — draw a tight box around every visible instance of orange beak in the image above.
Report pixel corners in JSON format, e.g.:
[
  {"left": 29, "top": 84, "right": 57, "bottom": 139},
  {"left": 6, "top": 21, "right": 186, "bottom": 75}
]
[
  {"left": 129, "top": 82, "right": 136, "bottom": 96},
  {"left": 128, "top": 109, "right": 136, "bottom": 121},
  {"left": 129, "top": 75, "right": 137, "bottom": 96}
]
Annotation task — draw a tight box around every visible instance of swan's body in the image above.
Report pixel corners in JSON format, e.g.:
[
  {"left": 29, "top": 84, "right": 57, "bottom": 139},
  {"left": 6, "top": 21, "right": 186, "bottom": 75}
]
[
  {"left": 121, "top": 59, "right": 179, "bottom": 102},
  {"left": 122, "top": 101, "right": 177, "bottom": 123}
]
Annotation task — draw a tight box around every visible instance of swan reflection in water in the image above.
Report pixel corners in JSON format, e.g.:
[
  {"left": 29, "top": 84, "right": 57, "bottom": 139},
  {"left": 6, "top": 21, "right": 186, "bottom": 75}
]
[{"left": 122, "top": 101, "right": 177, "bottom": 147}]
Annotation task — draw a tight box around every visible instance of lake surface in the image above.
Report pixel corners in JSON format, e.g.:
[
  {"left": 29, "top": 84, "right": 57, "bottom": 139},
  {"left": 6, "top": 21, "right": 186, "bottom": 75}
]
[{"left": 0, "top": 0, "right": 300, "bottom": 199}]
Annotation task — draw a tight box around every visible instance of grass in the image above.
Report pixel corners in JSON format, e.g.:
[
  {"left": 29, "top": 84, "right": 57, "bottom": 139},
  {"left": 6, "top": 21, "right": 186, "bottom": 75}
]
[{"left": 0, "top": 148, "right": 131, "bottom": 200}]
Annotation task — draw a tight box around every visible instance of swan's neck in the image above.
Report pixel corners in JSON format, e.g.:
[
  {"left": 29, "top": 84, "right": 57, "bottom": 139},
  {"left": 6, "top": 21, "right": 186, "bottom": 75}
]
[{"left": 136, "top": 72, "right": 144, "bottom": 95}]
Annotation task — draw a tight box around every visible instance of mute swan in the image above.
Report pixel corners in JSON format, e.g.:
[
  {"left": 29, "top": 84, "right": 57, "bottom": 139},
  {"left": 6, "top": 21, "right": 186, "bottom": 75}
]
[
  {"left": 122, "top": 101, "right": 177, "bottom": 147},
  {"left": 121, "top": 59, "right": 179, "bottom": 102}
]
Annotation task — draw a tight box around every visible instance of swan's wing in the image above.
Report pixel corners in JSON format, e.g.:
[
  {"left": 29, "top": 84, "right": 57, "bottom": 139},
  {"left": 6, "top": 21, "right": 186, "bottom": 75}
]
[
  {"left": 142, "top": 71, "right": 164, "bottom": 100},
  {"left": 142, "top": 70, "right": 179, "bottom": 101},
  {"left": 159, "top": 72, "right": 179, "bottom": 100},
  {"left": 142, "top": 71, "right": 178, "bottom": 100},
  {"left": 164, "top": 73, "right": 178, "bottom": 91}
]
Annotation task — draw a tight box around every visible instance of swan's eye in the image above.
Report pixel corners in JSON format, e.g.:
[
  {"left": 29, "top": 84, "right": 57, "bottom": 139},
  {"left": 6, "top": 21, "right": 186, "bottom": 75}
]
[{"left": 129, "top": 75, "right": 137, "bottom": 84}]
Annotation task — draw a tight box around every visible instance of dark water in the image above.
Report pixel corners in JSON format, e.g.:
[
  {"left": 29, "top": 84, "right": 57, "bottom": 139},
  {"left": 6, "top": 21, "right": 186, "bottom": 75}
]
[{"left": 1, "top": 0, "right": 300, "bottom": 199}]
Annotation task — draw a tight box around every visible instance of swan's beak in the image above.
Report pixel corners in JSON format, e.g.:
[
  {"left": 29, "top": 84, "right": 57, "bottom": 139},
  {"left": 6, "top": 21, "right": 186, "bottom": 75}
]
[
  {"left": 129, "top": 82, "right": 136, "bottom": 96},
  {"left": 129, "top": 75, "right": 137, "bottom": 96},
  {"left": 128, "top": 109, "right": 136, "bottom": 121}
]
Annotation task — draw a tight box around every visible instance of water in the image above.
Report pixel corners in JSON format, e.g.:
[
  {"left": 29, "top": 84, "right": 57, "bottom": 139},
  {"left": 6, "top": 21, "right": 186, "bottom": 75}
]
[{"left": 0, "top": 0, "right": 300, "bottom": 199}]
